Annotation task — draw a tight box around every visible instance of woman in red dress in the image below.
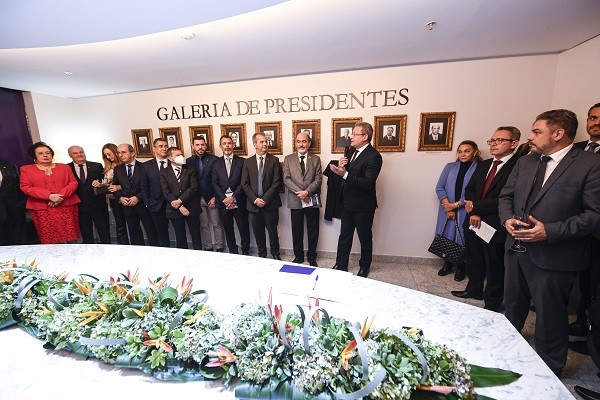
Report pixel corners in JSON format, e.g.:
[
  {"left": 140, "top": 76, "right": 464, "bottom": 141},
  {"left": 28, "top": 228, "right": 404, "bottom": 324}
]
[{"left": 20, "top": 142, "right": 81, "bottom": 244}]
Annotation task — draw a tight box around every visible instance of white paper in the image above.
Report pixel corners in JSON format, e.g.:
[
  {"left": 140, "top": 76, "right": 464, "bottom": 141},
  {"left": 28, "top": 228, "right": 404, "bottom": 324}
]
[
  {"left": 469, "top": 221, "right": 496, "bottom": 243},
  {"left": 270, "top": 267, "right": 351, "bottom": 303}
]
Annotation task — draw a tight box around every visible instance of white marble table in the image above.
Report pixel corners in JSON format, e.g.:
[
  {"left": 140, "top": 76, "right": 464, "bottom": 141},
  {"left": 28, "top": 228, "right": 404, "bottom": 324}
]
[{"left": 0, "top": 245, "right": 574, "bottom": 400}]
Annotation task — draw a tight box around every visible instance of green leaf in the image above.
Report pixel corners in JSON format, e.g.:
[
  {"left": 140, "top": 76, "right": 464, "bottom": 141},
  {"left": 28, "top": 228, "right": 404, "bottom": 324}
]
[
  {"left": 470, "top": 364, "right": 522, "bottom": 387},
  {"left": 158, "top": 287, "right": 178, "bottom": 306},
  {"left": 139, "top": 358, "right": 205, "bottom": 382},
  {"left": 67, "top": 340, "right": 91, "bottom": 359},
  {"left": 114, "top": 354, "right": 144, "bottom": 368},
  {"left": 0, "top": 313, "right": 18, "bottom": 330}
]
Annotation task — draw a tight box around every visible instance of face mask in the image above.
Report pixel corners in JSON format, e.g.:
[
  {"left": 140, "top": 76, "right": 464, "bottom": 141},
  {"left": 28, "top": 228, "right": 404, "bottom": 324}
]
[{"left": 173, "top": 155, "right": 185, "bottom": 165}]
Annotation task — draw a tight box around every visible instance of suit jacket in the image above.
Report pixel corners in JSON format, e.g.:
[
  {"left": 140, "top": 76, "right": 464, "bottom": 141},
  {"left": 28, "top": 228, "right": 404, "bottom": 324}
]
[
  {"left": 463, "top": 154, "right": 520, "bottom": 243},
  {"left": 19, "top": 164, "right": 80, "bottom": 211},
  {"left": 241, "top": 153, "right": 282, "bottom": 212},
  {"left": 341, "top": 144, "right": 383, "bottom": 212},
  {"left": 68, "top": 161, "right": 106, "bottom": 213},
  {"left": 141, "top": 159, "right": 169, "bottom": 212},
  {"left": 575, "top": 140, "right": 600, "bottom": 153},
  {"left": 186, "top": 153, "right": 217, "bottom": 200},
  {"left": 499, "top": 147, "right": 600, "bottom": 271},
  {"left": 160, "top": 165, "right": 200, "bottom": 218},
  {"left": 212, "top": 155, "right": 246, "bottom": 209},
  {"left": 0, "top": 161, "right": 25, "bottom": 222},
  {"left": 112, "top": 160, "right": 145, "bottom": 216},
  {"left": 283, "top": 152, "right": 322, "bottom": 209}
]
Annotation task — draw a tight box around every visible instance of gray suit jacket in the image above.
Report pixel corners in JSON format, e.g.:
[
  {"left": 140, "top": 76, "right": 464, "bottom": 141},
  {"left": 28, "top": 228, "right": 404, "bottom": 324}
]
[
  {"left": 499, "top": 147, "right": 600, "bottom": 271},
  {"left": 283, "top": 152, "right": 322, "bottom": 209}
]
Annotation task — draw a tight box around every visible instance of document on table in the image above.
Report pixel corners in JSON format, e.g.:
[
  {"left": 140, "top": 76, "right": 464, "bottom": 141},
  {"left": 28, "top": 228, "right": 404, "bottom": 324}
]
[
  {"left": 271, "top": 264, "right": 351, "bottom": 303},
  {"left": 469, "top": 221, "right": 496, "bottom": 243}
]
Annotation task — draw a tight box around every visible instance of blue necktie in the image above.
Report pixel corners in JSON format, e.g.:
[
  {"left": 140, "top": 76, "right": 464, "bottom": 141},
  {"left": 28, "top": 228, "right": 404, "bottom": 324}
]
[
  {"left": 127, "top": 164, "right": 133, "bottom": 182},
  {"left": 197, "top": 157, "right": 203, "bottom": 177},
  {"left": 257, "top": 156, "right": 264, "bottom": 197}
]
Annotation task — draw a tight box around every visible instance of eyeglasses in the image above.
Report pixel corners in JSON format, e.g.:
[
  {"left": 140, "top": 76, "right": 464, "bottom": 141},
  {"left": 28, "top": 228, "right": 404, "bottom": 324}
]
[
  {"left": 487, "top": 138, "right": 514, "bottom": 145},
  {"left": 350, "top": 132, "right": 366, "bottom": 137}
]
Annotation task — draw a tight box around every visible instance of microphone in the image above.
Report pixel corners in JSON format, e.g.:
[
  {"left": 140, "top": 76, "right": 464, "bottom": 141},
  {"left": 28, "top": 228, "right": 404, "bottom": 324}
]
[{"left": 344, "top": 146, "right": 351, "bottom": 158}]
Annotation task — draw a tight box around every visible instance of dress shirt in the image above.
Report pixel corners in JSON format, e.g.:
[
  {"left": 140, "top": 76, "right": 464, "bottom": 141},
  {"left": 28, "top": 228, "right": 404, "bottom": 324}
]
[
  {"left": 486, "top": 151, "right": 516, "bottom": 175},
  {"left": 77, "top": 163, "right": 87, "bottom": 181},
  {"left": 343, "top": 143, "right": 369, "bottom": 180},
  {"left": 541, "top": 144, "right": 573, "bottom": 185},
  {"left": 585, "top": 140, "right": 600, "bottom": 153},
  {"left": 155, "top": 158, "right": 168, "bottom": 170}
]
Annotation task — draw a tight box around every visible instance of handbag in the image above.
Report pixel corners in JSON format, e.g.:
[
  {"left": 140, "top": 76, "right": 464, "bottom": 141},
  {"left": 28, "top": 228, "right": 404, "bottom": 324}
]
[{"left": 428, "top": 216, "right": 465, "bottom": 264}]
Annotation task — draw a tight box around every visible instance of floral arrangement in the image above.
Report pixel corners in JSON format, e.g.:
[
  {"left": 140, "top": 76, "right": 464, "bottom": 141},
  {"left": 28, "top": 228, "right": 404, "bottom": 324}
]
[{"left": 0, "top": 260, "right": 520, "bottom": 400}]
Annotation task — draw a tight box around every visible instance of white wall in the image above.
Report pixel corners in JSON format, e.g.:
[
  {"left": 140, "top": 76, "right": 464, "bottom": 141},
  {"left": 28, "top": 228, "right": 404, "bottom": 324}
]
[{"left": 31, "top": 52, "right": 565, "bottom": 258}]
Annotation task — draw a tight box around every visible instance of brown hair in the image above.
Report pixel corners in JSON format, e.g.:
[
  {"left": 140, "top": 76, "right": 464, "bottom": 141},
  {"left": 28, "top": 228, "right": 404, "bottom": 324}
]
[
  {"left": 101, "top": 143, "right": 121, "bottom": 173},
  {"left": 456, "top": 140, "right": 483, "bottom": 162}
]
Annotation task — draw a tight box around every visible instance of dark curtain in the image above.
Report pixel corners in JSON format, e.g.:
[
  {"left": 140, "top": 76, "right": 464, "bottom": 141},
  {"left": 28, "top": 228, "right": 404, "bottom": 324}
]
[{"left": 0, "top": 88, "right": 33, "bottom": 167}]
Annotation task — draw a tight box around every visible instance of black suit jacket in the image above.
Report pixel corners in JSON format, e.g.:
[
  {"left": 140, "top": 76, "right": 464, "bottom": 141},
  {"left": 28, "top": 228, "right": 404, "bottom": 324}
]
[
  {"left": 212, "top": 155, "right": 246, "bottom": 209},
  {"left": 112, "top": 160, "right": 146, "bottom": 217},
  {"left": 0, "top": 161, "right": 25, "bottom": 223},
  {"left": 499, "top": 147, "right": 600, "bottom": 271},
  {"left": 341, "top": 144, "right": 383, "bottom": 212},
  {"left": 241, "top": 153, "right": 282, "bottom": 212},
  {"left": 141, "top": 159, "right": 169, "bottom": 212},
  {"left": 463, "top": 154, "right": 520, "bottom": 243},
  {"left": 160, "top": 165, "right": 200, "bottom": 218},
  {"left": 68, "top": 161, "right": 106, "bottom": 213}
]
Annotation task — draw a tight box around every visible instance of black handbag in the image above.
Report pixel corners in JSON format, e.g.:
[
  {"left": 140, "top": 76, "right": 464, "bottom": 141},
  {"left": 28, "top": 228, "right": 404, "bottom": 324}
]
[{"left": 428, "top": 217, "right": 465, "bottom": 264}]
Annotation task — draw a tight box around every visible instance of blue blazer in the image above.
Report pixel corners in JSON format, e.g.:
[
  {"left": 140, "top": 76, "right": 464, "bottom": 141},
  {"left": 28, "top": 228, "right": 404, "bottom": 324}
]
[
  {"left": 187, "top": 153, "right": 218, "bottom": 200},
  {"left": 141, "top": 159, "right": 169, "bottom": 212}
]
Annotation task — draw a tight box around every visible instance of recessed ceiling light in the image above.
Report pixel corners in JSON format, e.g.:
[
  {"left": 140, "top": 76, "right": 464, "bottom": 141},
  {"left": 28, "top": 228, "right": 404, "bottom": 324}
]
[
  {"left": 425, "top": 21, "right": 437, "bottom": 30},
  {"left": 180, "top": 32, "right": 194, "bottom": 40},
  {"left": 64, "top": 71, "right": 74, "bottom": 76}
]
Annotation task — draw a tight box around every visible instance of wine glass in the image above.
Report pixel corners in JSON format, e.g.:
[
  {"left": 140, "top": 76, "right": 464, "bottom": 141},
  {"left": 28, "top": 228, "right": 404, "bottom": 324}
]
[{"left": 509, "top": 214, "right": 532, "bottom": 253}]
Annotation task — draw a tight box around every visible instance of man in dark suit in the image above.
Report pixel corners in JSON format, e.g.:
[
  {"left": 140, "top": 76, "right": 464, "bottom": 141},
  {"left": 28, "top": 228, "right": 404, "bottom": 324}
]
[
  {"left": 241, "top": 132, "right": 282, "bottom": 259},
  {"left": 112, "top": 144, "right": 158, "bottom": 246},
  {"left": 329, "top": 122, "right": 383, "bottom": 278},
  {"left": 0, "top": 159, "right": 26, "bottom": 245},
  {"left": 187, "top": 136, "right": 223, "bottom": 251},
  {"left": 160, "top": 147, "right": 201, "bottom": 249},
  {"left": 451, "top": 127, "right": 521, "bottom": 311},
  {"left": 570, "top": 102, "right": 600, "bottom": 337},
  {"left": 67, "top": 145, "right": 110, "bottom": 244},
  {"left": 381, "top": 126, "right": 399, "bottom": 146},
  {"left": 499, "top": 109, "right": 600, "bottom": 376},
  {"left": 212, "top": 135, "right": 250, "bottom": 255},
  {"left": 140, "top": 138, "right": 171, "bottom": 247},
  {"left": 283, "top": 131, "right": 322, "bottom": 266}
]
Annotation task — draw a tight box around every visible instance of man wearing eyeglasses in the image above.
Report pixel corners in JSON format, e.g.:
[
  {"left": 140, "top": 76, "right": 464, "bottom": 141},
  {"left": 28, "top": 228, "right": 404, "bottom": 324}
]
[
  {"left": 329, "top": 122, "right": 383, "bottom": 278},
  {"left": 452, "top": 127, "right": 521, "bottom": 313}
]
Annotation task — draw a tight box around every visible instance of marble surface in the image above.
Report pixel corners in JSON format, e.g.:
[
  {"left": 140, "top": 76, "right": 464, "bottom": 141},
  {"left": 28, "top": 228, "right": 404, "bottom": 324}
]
[{"left": 0, "top": 245, "right": 574, "bottom": 400}]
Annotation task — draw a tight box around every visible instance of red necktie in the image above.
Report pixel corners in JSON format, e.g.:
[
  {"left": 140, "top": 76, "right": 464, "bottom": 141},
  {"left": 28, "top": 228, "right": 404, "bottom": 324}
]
[{"left": 481, "top": 160, "right": 502, "bottom": 198}]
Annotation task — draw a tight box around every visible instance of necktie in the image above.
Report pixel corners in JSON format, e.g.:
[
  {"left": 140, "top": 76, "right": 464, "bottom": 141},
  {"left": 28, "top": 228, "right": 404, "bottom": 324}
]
[
  {"left": 226, "top": 157, "right": 232, "bottom": 177},
  {"left": 127, "top": 164, "right": 133, "bottom": 182},
  {"left": 481, "top": 160, "right": 502, "bottom": 198},
  {"left": 197, "top": 157, "right": 203, "bottom": 177},
  {"left": 159, "top": 160, "right": 165, "bottom": 171},
  {"left": 175, "top": 167, "right": 181, "bottom": 181},
  {"left": 257, "top": 156, "right": 264, "bottom": 197},
  {"left": 587, "top": 142, "right": 599, "bottom": 153},
  {"left": 78, "top": 164, "right": 86, "bottom": 182},
  {"left": 299, "top": 155, "right": 306, "bottom": 175},
  {"left": 350, "top": 150, "right": 359, "bottom": 163},
  {"left": 525, "top": 155, "right": 551, "bottom": 212}
]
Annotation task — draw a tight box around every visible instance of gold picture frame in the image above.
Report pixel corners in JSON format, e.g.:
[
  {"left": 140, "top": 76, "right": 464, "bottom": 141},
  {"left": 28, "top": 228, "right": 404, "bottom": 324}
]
[
  {"left": 131, "top": 128, "right": 154, "bottom": 158},
  {"left": 292, "top": 119, "right": 321, "bottom": 154},
  {"left": 331, "top": 117, "right": 363, "bottom": 154},
  {"left": 418, "top": 112, "right": 456, "bottom": 151},
  {"left": 189, "top": 125, "right": 214, "bottom": 154},
  {"left": 220, "top": 123, "right": 247, "bottom": 156},
  {"left": 373, "top": 115, "right": 407, "bottom": 152},
  {"left": 159, "top": 126, "right": 184, "bottom": 155},
  {"left": 255, "top": 121, "right": 283, "bottom": 155}
]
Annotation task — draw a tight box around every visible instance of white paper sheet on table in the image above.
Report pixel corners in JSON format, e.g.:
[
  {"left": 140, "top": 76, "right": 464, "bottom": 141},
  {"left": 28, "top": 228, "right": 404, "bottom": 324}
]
[
  {"left": 469, "top": 221, "right": 496, "bottom": 243},
  {"left": 269, "top": 265, "right": 352, "bottom": 303}
]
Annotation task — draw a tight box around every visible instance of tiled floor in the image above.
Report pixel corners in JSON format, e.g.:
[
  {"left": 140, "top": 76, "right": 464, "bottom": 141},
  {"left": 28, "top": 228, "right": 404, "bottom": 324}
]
[{"left": 311, "top": 256, "right": 600, "bottom": 399}]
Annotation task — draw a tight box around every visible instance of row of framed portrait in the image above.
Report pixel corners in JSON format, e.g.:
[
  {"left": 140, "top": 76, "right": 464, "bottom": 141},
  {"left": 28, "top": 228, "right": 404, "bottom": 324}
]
[{"left": 131, "top": 112, "right": 456, "bottom": 157}]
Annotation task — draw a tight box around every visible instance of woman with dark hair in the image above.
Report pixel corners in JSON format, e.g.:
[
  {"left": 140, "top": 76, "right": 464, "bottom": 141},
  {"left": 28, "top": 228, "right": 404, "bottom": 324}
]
[
  {"left": 20, "top": 141, "right": 80, "bottom": 243},
  {"left": 433, "top": 140, "right": 482, "bottom": 281},
  {"left": 91, "top": 143, "right": 129, "bottom": 244}
]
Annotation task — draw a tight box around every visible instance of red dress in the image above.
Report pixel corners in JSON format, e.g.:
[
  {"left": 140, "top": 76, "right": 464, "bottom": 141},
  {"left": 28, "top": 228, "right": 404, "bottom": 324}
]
[{"left": 20, "top": 163, "right": 81, "bottom": 244}]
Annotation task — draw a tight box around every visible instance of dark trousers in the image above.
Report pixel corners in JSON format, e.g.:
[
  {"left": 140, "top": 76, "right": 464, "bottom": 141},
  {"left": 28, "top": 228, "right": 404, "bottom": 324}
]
[
  {"left": 290, "top": 207, "right": 319, "bottom": 262},
  {"left": 504, "top": 249, "right": 577, "bottom": 375},
  {"left": 149, "top": 203, "right": 170, "bottom": 247},
  {"left": 464, "top": 229, "right": 505, "bottom": 307},
  {"left": 335, "top": 207, "right": 375, "bottom": 268},
  {"left": 249, "top": 208, "right": 279, "bottom": 257},
  {"left": 124, "top": 203, "right": 158, "bottom": 246},
  {"left": 0, "top": 204, "right": 26, "bottom": 245},
  {"left": 79, "top": 208, "right": 111, "bottom": 244},
  {"left": 575, "top": 236, "right": 600, "bottom": 320},
  {"left": 169, "top": 215, "right": 201, "bottom": 250},
  {"left": 109, "top": 198, "right": 129, "bottom": 245},
  {"left": 219, "top": 206, "right": 250, "bottom": 254}
]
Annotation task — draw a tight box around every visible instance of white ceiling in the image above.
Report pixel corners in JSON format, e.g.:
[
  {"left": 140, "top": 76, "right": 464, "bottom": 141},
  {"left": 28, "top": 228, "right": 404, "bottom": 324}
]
[{"left": 1, "top": 0, "right": 599, "bottom": 99}]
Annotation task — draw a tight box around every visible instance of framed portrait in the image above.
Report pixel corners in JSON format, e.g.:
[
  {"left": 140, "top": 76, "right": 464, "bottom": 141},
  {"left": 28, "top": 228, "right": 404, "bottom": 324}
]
[
  {"left": 418, "top": 112, "right": 456, "bottom": 151},
  {"left": 373, "top": 115, "right": 407, "bottom": 152},
  {"left": 220, "top": 123, "right": 247, "bottom": 155},
  {"left": 159, "top": 127, "right": 184, "bottom": 155},
  {"left": 255, "top": 121, "right": 282, "bottom": 155},
  {"left": 292, "top": 119, "right": 321, "bottom": 154},
  {"left": 189, "top": 125, "right": 214, "bottom": 154},
  {"left": 131, "top": 128, "right": 154, "bottom": 158},
  {"left": 331, "top": 117, "right": 363, "bottom": 154}
]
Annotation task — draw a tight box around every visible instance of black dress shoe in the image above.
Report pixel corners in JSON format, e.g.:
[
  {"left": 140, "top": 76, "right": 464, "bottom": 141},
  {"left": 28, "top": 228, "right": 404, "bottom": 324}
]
[
  {"left": 437, "top": 262, "right": 453, "bottom": 276},
  {"left": 242, "top": 251, "right": 250, "bottom": 255},
  {"left": 454, "top": 268, "right": 466, "bottom": 282},
  {"left": 332, "top": 265, "right": 348, "bottom": 271},
  {"left": 484, "top": 304, "right": 505, "bottom": 313},
  {"left": 569, "top": 340, "right": 590, "bottom": 355},
  {"left": 291, "top": 258, "right": 304, "bottom": 264},
  {"left": 451, "top": 290, "right": 483, "bottom": 300},
  {"left": 308, "top": 260, "right": 318, "bottom": 267},
  {"left": 357, "top": 267, "right": 370, "bottom": 278},
  {"left": 273, "top": 254, "right": 282, "bottom": 260},
  {"left": 569, "top": 318, "right": 590, "bottom": 337},
  {"left": 575, "top": 386, "right": 600, "bottom": 400}
]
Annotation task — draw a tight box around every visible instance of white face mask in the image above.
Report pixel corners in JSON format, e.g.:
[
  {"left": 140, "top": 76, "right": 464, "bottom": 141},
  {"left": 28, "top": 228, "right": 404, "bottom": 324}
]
[{"left": 173, "top": 155, "right": 185, "bottom": 165}]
